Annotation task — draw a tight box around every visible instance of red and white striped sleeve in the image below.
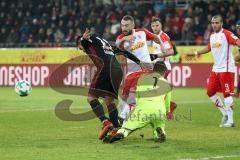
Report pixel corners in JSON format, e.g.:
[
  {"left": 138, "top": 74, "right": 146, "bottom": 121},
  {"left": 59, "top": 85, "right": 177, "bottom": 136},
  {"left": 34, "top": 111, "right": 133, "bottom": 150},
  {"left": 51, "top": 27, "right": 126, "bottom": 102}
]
[
  {"left": 136, "top": 28, "right": 155, "bottom": 41},
  {"left": 223, "top": 29, "right": 239, "bottom": 45}
]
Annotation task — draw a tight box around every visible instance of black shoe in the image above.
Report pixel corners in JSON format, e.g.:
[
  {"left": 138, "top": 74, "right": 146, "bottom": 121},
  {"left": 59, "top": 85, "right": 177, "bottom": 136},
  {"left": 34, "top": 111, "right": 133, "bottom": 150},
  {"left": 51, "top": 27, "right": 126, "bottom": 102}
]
[
  {"left": 102, "top": 135, "right": 113, "bottom": 143},
  {"left": 108, "top": 133, "right": 124, "bottom": 143},
  {"left": 154, "top": 128, "right": 166, "bottom": 143}
]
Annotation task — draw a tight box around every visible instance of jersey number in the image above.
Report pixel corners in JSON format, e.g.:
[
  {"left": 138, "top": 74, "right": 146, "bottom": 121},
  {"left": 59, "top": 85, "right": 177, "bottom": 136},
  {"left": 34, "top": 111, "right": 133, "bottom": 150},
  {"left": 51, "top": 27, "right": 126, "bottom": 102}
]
[
  {"left": 153, "top": 77, "right": 158, "bottom": 88},
  {"left": 96, "top": 37, "right": 114, "bottom": 55},
  {"left": 225, "top": 83, "right": 230, "bottom": 93}
]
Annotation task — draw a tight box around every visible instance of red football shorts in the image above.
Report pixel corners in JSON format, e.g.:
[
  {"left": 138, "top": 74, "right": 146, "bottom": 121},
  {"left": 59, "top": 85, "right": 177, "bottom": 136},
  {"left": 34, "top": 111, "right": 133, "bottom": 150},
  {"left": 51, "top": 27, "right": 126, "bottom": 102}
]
[
  {"left": 164, "top": 70, "right": 171, "bottom": 79},
  {"left": 207, "top": 72, "right": 235, "bottom": 97},
  {"left": 122, "top": 71, "right": 145, "bottom": 96}
]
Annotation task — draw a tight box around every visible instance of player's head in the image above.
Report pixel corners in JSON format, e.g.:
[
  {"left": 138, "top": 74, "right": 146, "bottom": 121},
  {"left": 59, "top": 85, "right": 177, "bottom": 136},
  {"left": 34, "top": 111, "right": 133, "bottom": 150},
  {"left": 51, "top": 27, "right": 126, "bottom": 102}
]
[
  {"left": 151, "top": 17, "right": 162, "bottom": 34},
  {"left": 153, "top": 61, "right": 167, "bottom": 76},
  {"left": 76, "top": 35, "right": 86, "bottom": 53},
  {"left": 121, "top": 15, "right": 135, "bottom": 36},
  {"left": 211, "top": 15, "right": 223, "bottom": 33}
]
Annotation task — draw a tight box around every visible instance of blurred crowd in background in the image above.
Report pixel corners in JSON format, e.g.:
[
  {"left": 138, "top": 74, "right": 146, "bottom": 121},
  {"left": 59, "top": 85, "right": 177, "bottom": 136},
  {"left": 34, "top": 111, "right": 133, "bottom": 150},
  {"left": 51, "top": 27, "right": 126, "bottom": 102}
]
[{"left": 0, "top": 0, "right": 239, "bottom": 47}]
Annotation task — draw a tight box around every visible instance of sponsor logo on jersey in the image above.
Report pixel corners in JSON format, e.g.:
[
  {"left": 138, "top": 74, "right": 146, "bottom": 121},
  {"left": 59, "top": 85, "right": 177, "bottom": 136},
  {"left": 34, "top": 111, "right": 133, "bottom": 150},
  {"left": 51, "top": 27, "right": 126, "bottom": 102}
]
[
  {"left": 211, "top": 43, "right": 222, "bottom": 48},
  {"left": 130, "top": 41, "right": 145, "bottom": 51},
  {"left": 153, "top": 43, "right": 159, "bottom": 49}
]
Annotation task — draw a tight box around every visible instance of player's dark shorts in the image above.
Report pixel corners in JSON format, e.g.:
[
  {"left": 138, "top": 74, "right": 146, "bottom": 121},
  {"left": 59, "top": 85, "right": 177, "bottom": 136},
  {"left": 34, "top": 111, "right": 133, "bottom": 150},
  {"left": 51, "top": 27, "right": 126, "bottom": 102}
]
[{"left": 89, "top": 63, "right": 123, "bottom": 99}]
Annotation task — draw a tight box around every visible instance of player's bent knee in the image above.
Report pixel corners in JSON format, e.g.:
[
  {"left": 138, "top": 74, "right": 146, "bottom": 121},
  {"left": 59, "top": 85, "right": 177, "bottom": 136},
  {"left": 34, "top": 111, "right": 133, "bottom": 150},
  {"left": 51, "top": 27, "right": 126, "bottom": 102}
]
[
  {"left": 105, "top": 96, "right": 114, "bottom": 106},
  {"left": 223, "top": 93, "right": 231, "bottom": 98},
  {"left": 87, "top": 95, "right": 98, "bottom": 103},
  {"left": 207, "top": 90, "right": 216, "bottom": 97},
  {"left": 122, "top": 95, "right": 128, "bottom": 101}
]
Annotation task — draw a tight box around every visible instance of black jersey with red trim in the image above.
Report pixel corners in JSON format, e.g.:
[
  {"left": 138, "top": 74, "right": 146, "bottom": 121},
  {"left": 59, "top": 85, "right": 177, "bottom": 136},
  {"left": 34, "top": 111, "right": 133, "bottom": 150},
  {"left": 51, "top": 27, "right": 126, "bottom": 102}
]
[{"left": 80, "top": 35, "right": 140, "bottom": 68}]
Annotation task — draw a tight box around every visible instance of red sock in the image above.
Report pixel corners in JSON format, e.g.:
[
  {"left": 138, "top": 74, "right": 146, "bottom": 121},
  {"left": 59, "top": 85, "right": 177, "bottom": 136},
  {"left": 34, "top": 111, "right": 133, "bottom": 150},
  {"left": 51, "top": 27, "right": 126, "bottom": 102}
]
[{"left": 170, "top": 101, "right": 177, "bottom": 113}]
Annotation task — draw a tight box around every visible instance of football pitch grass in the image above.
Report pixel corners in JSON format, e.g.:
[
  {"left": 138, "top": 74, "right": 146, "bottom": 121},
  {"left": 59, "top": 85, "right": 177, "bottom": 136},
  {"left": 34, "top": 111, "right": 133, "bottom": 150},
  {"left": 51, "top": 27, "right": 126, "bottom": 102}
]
[{"left": 0, "top": 87, "right": 240, "bottom": 160}]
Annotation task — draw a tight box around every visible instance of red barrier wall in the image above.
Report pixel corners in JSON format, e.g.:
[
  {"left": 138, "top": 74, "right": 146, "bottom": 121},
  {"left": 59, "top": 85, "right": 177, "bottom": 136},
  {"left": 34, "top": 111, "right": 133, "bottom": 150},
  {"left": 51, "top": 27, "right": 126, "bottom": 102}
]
[{"left": 0, "top": 64, "right": 239, "bottom": 87}]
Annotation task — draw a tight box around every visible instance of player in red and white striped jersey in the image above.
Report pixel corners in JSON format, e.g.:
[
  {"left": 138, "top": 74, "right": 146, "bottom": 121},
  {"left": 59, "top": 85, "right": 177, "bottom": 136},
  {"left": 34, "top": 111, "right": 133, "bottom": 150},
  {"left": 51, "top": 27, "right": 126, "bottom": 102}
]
[
  {"left": 150, "top": 17, "right": 177, "bottom": 120},
  {"left": 116, "top": 15, "right": 163, "bottom": 124},
  {"left": 187, "top": 15, "right": 240, "bottom": 128}
]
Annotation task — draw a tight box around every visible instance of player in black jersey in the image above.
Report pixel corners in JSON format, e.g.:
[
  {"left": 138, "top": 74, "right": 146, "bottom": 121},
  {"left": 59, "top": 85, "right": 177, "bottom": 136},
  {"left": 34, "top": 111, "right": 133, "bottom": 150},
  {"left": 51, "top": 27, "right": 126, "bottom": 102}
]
[{"left": 76, "top": 29, "right": 144, "bottom": 140}]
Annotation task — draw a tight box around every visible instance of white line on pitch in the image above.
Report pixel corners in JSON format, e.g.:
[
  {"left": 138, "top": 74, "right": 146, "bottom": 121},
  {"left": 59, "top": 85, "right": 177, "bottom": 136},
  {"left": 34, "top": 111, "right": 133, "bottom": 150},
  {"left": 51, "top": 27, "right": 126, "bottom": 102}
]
[
  {"left": 0, "top": 106, "right": 90, "bottom": 113},
  {"left": 178, "top": 154, "right": 240, "bottom": 160},
  {"left": 0, "top": 108, "right": 53, "bottom": 113},
  {"left": 0, "top": 100, "right": 220, "bottom": 113}
]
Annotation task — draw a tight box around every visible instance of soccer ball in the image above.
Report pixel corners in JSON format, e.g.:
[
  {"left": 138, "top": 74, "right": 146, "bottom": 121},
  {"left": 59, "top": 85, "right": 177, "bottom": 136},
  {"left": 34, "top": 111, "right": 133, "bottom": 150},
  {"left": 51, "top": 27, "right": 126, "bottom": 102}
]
[{"left": 15, "top": 80, "right": 32, "bottom": 96}]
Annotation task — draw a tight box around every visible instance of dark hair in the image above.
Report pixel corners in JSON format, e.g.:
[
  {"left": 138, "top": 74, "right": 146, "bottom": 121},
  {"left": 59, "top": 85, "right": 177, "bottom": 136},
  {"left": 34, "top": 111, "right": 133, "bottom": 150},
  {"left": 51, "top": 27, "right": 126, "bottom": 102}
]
[
  {"left": 122, "top": 15, "right": 134, "bottom": 23},
  {"left": 212, "top": 15, "right": 223, "bottom": 22},
  {"left": 153, "top": 61, "right": 167, "bottom": 73},
  {"left": 151, "top": 17, "right": 161, "bottom": 23}
]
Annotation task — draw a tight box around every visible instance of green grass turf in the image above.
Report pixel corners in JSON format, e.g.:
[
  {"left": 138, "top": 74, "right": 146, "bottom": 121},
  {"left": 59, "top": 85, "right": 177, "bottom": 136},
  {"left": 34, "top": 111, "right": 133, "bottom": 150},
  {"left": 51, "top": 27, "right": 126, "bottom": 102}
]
[{"left": 0, "top": 87, "right": 240, "bottom": 160}]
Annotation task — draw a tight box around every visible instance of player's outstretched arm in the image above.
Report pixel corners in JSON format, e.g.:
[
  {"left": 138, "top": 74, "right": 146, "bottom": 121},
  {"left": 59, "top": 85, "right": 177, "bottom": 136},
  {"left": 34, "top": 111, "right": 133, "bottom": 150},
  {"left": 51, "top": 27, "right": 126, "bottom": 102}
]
[
  {"left": 114, "top": 47, "right": 140, "bottom": 64},
  {"left": 159, "top": 49, "right": 174, "bottom": 58},
  {"left": 152, "top": 48, "right": 174, "bottom": 60},
  {"left": 186, "top": 45, "right": 211, "bottom": 57},
  {"left": 114, "top": 47, "right": 151, "bottom": 71}
]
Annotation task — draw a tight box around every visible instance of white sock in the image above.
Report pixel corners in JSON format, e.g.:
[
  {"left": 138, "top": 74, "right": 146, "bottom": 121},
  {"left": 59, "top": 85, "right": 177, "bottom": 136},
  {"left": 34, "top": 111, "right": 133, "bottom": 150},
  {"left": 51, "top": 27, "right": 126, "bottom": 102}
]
[
  {"left": 119, "top": 92, "right": 136, "bottom": 120},
  {"left": 224, "top": 96, "right": 234, "bottom": 124},
  {"left": 119, "top": 101, "right": 130, "bottom": 120},
  {"left": 209, "top": 94, "right": 226, "bottom": 116},
  {"left": 117, "top": 128, "right": 131, "bottom": 137},
  {"left": 127, "top": 92, "right": 136, "bottom": 105}
]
